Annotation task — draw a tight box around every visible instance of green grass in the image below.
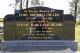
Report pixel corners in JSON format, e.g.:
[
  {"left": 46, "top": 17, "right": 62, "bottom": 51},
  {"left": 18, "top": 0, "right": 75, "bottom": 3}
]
[
  {"left": 0, "top": 18, "right": 3, "bottom": 21},
  {"left": 0, "top": 22, "right": 3, "bottom": 24},
  {"left": 75, "top": 24, "right": 80, "bottom": 51},
  {"left": 75, "top": 25, "right": 80, "bottom": 41},
  {"left": 0, "top": 18, "right": 3, "bottom": 25}
]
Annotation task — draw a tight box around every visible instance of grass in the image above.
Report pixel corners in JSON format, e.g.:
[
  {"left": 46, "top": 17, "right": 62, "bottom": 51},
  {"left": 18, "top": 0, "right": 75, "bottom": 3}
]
[
  {"left": 0, "top": 18, "right": 3, "bottom": 25},
  {"left": 75, "top": 24, "right": 80, "bottom": 41},
  {"left": 0, "top": 22, "right": 3, "bottom": 24},
  {"left": 0, "top": 18, "right": 3, "bottom": 21},
  {"left": 75, "top": 24, "right": 80, "bottom": 51}
]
